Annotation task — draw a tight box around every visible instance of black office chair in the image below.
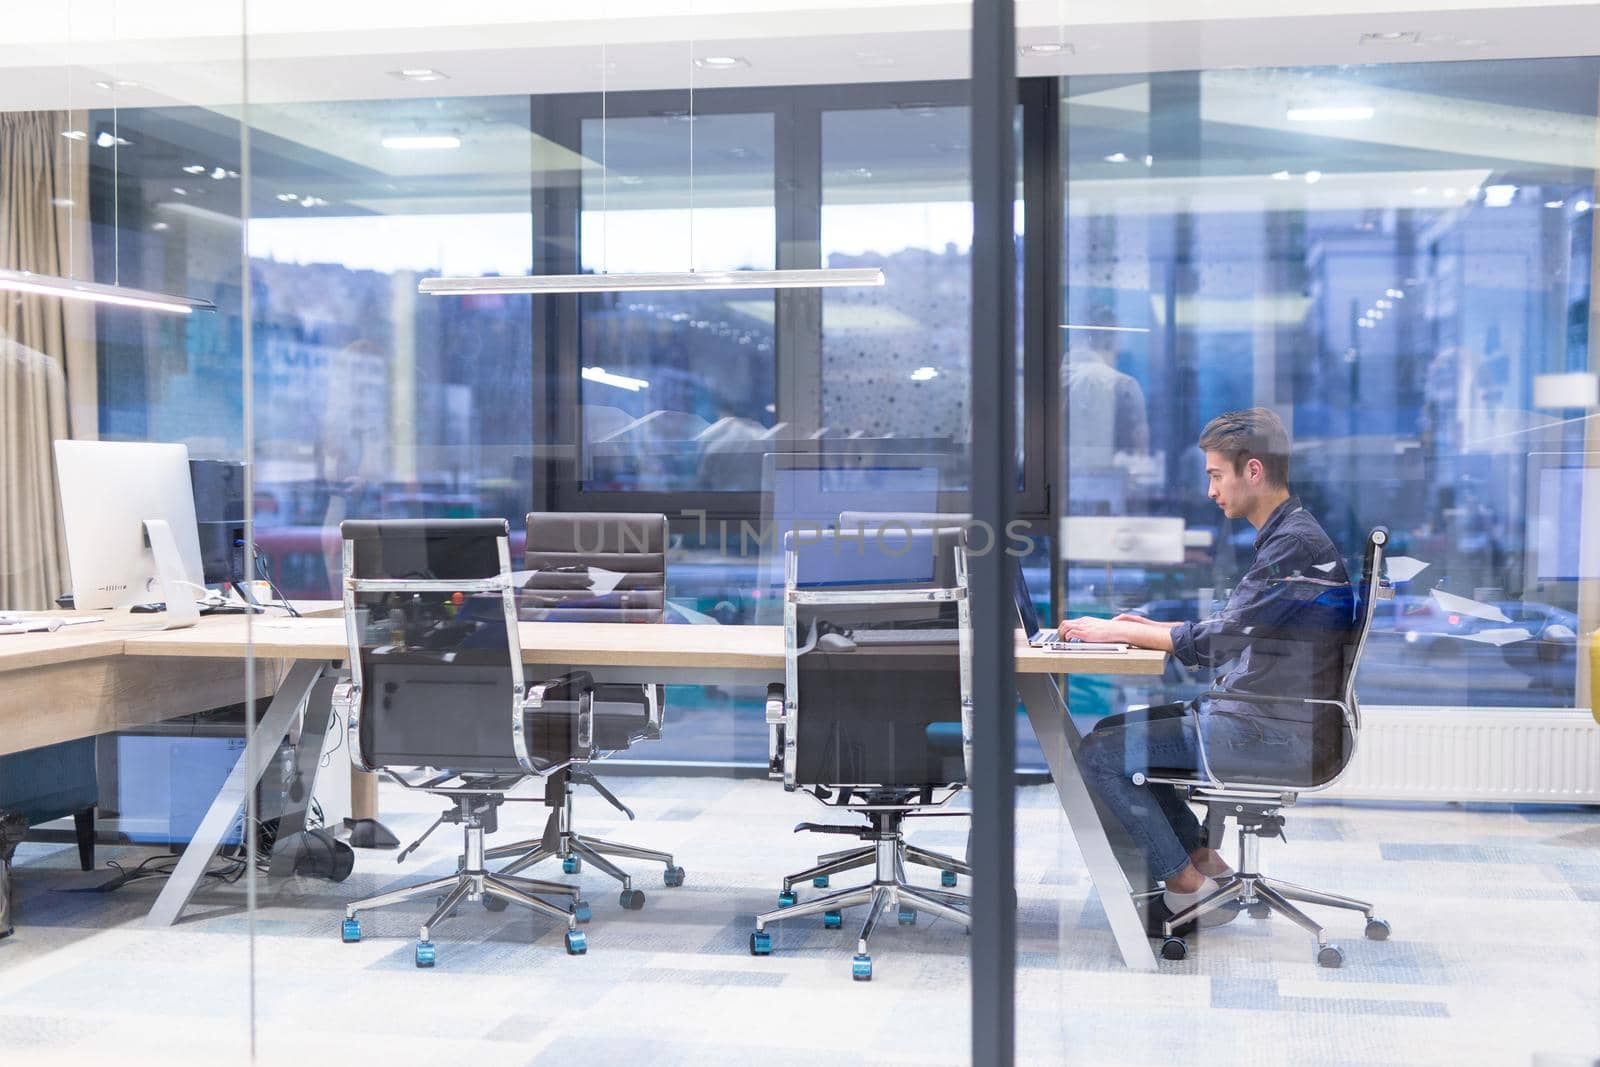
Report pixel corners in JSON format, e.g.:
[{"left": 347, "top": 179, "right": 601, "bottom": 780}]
[
  {"left": 751, "top": 529, "right": 972, "bottom": 982},
  {"left": 482, "top": 513, "right": 683, "bottom": 910},
  {"left": 769, "top": 511, "right": 975, "bottom": 899},
  {"left": 1136, "top": 526, "right": 1393, "bottom": 968},
  {"left": 331, "top": 518, "right": 593, "bottom": 966}
]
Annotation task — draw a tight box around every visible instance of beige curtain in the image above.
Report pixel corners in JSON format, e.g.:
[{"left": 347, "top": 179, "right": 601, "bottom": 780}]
[{"left": 0, "top": 110, "right": 97, "bottom": 610}]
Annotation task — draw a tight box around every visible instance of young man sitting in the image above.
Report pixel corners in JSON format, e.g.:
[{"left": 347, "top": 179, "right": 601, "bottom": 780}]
[{"left": 1058, "top": 407, "right": 1355, "bottom": 934}]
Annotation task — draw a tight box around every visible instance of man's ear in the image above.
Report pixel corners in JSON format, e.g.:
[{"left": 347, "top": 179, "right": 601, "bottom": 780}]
[{"left": 1245, "top": 457, "right": 1264, "bottom": 484}]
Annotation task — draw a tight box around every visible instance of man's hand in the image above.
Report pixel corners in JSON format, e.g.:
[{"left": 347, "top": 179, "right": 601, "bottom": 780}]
[
  {"left": 1056, "top": 616, "right": 1127, "bottom": 643},
  {"left": 1058, "top": 614, "right": 1176, "bottom": 652}
]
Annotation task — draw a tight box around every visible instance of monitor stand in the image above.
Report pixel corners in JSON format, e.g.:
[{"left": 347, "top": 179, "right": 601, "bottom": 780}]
[{"left": 143, "top": 519, "right": 199, "bottom": 630}]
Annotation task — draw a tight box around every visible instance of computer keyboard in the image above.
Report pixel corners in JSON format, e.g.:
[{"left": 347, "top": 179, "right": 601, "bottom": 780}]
[{"left": 849, "top": 628, "right": 959, "bottom": 646}]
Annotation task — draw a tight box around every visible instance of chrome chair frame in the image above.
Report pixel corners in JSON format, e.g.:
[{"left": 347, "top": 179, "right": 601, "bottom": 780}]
[
  {"left": 753, "top": 537, "right": 974, "bottom": 979},
  {"left": 331, "top": 524, "right": 589, "bottom": 963},
  {"left": 1132, "top": 527, "right": 1393, "bottom": 967}
]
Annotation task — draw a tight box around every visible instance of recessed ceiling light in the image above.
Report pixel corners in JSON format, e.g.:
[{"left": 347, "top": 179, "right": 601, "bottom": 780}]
[
  {"left": 911, "top": 366, "right": 939, "bottom": 381},
  {"left": 1360, "top": 31, "right": 1419, "bottom": 45},
  {"left": 171, "top": 187, "right": 188, "bottom": 196},
  {"left": 61, "top": 129, "right": 87, "bottom": 141},
  {"left": 1304, "top": 170, "right": 1323, "bottom": 184},
  {"left": 1271, "top": 170, "right": 1293, "bottom": 181},
  {"left": 95, "top": 131, "right": 130, "bottom": 148},
  {"left": 92, "top": 79, "right": 140, "bottom": 90},
  {"left": 300, "top": 196, "right": 329, "bottom": 208},
  {"left": 151, "top": 222, "right": 170, "bottom": 232},
  {"left": 1104, "top": 152, "right": 1129, "bottom": 163},
  {"left": 694, "top": 56, "right": 750, "bottom": 70},
  {"left": 1545, "top": 199, "right": 1565, "bottom": 209},
  {"left": 381, "top": 133, "right": 461, "bottom": 150},
  {"left": 1019, "top": 42, "right": 1074, "bottom": 57},
  {"left": 1376, "top": 299, "right": 1393, "bottom": 309},
  {"left": 1143, "top": 154, "right": 1154, "bottom": 167},
  {"left": 1286, "top": 105, "right": 1374, "bottom": 122},
  {"left": 276, "top": 193, "right": 300, "bottom": 202},
  {"left": 1576, "top": 199, "right": 1593, "bottom": 213},
  {"left": 210, "top": 167, "right": 228, "bottom": 180},
  {"left": 182, "top": 164, "right": 206, "bottom": 174},
  {"left": 389, "top": 68, "right": 449, "bottom": 82}
]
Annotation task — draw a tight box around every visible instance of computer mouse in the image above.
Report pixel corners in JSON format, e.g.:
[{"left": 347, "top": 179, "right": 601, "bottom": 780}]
[{"left": 817, "top": 631, "right": 857, "bottom": 652}]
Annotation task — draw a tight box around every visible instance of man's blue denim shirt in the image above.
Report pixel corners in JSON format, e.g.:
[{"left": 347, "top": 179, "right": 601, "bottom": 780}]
[{"left": 1170, "top": 497, "right": 1355, "bottom": 718}]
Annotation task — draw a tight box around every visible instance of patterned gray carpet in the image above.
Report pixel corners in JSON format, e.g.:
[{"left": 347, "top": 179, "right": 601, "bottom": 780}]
[{"left": 2, "top": 779, "right": 1598, "bottom": 1066}]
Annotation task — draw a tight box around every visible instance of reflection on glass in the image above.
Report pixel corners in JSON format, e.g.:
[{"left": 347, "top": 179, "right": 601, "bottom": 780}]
[
  {"left": 579, "top": 112, "right": 777, "bottom": 492},
  {"left": 1062, "top": 60, "right": 1597, "bottom": 713}
]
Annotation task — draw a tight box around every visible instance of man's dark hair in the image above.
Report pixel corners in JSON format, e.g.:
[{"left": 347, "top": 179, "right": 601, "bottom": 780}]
[{"left": 1198, "top": 407, "right": 1291, "bottom": 487}]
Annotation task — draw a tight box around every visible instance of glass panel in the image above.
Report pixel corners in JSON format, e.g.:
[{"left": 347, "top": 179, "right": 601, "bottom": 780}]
[
  {"left": 579, "top": 111, "right": 777, "bottom": 492},
  {"left": 1042, "top": 53, "right": 1600, "bottom": 1066},
  {"left": 0, "top": 7, "right": 253, "bottom": 1061}
]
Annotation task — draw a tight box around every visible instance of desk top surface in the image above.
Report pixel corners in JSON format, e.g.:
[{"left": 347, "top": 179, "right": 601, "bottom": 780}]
[{"left": 3, "top": 611, "right": 1165, "bottom": 677}]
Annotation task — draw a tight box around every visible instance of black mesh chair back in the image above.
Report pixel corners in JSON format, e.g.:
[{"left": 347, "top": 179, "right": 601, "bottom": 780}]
[{"left": 522, "top": 512, "right": 667, "bottom": 623}]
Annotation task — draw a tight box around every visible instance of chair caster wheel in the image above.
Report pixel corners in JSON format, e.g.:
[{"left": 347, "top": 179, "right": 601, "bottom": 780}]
[
  {"left": 851, "top": 953, "right": 873, "bottom": 981},
  {"left": 415, "top": 941, "right": 436, "bottom": 968},
  {"left": 340, "top": 918, "right": 361, "bottom": 944},
  {"left": 571, "top": 900, "right": 592, "bottom": 924},
  {"left": 778, "top": 891, "right": 797, "bottom": 908},
  {"left": 823, "top": 910, "right": 842, "bottom": 930},
  {"left": 565, "top": 930, "right": 587, "bottom": 955},
  {"left": 664, "top": 865, "right": 685, "bottom": 887},
  {"left": 1364, "top": 918, "right": 1390, "bottom": 941},
  {"left": 749, "top": 931, "right": 773, "bottom": 956},
  {"left": 1160, "top": 936, "right": 1188, "bottom": 961},
  {"left": 813, "top": 875, "right": 830, "bottom": 888},
  {"left": 483, "top": 895, "right": 509, "bottom": 912},
  {"left": 562, "top": 856, "right": 582, "bottom": 874},
  {"left": 1248, "top": 902, "right": 1272, "bottom": 920},
  {"left": 897, "top": 906, "right": 917, "bottom": 925},
  {"left": 941, "top": 870, "right": 958, "bottom": 888},
  {"left": 619, "top": 889, "right": 646, "bottom": 910},
  {"left": 1318, "top": 944, "right": 1345, "bottom": 968}
]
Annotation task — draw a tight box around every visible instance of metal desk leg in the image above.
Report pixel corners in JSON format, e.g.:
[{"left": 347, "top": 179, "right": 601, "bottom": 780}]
[
  {"left": 265, "top": 668, "right": 341, "bottom": 880},
  {"left": 145, "top": 660, "right": 326, "bottom": 928},
  {"left": 1018, "top": 674, "right": 1157, "bottom": 972}
]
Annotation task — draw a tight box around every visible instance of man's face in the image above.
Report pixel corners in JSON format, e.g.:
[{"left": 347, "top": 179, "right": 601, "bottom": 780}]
[{"left": 1204, "top": 449, "right": 1256, "bottom": 520}]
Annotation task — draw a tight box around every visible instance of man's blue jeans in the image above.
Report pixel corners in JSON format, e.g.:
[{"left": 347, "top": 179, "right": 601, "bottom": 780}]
[{"left": 1077, "top": 702, "right": 1318, "bottom": 884}]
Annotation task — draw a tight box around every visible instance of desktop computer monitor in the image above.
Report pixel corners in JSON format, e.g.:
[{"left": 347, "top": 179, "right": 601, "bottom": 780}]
[
  {"left": 54, "top": 440, "right": 206, "bottom": 611},
  {"left": 190, "top": 458, "right": 247, "bottom": 586}
]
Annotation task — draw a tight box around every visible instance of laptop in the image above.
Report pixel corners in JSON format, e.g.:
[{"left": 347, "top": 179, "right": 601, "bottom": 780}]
[{"left": 1012, "top": 561, "right": 1128, "bottom": 652}]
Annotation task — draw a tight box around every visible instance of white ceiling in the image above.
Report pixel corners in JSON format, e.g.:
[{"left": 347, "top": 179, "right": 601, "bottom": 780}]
[{"left": 2, "top": 1, "right": 1600, "bottom": 111}]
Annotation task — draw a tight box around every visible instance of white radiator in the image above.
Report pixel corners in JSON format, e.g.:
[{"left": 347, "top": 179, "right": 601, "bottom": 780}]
[{"left": 1319, "top": 706, "right": 1600, "bottom": 804}]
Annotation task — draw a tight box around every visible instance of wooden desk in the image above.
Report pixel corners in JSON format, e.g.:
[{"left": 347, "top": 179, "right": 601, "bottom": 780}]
[
  {"left": 9, "top": 611, "right": 1166, "bottom": 968},
  {"left": 0, "top": 615, "right": 281, "bottom": 759}
]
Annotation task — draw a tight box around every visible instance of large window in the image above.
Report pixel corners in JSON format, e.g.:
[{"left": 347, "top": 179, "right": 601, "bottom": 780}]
[{"left": 577, "top": 110, "right": 778, "bottom": 493}]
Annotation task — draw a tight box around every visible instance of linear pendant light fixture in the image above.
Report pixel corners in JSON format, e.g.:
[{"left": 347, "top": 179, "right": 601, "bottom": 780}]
[
  {"left": 418, "top": 6, "right": 884, "bottom": 298},
  {"left": 0, "top": 268, "right": 217, "bottom": 315},
  {"left": 419, "top": 268, "right": 883, "bottom": 296}
]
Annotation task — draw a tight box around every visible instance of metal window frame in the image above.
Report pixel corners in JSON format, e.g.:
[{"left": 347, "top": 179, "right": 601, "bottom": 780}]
[{"left": 530, "top": 79, "right": 1058, "bottom": 525}]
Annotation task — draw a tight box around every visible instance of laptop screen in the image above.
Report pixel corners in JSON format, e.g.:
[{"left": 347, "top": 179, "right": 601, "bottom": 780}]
[{"left": 1012, "top": 557, "right": 1043, "bottom": 635}]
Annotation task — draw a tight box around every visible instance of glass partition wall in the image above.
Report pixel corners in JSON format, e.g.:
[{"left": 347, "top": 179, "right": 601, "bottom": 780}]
[
  {"left": 6, "top": 2, "right": 1600, "bottom": 1064},
  {"left": 1035, "top": 45, "right": 1600, "bottom": 1067},
  {"left": 0, "top": 5, "right": 255, "bottom": 1062}
]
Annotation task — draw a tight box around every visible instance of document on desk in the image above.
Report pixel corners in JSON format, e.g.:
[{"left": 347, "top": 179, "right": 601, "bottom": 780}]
[{"left": 0, "top": 619, "right": 62, "bottom": 635}]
